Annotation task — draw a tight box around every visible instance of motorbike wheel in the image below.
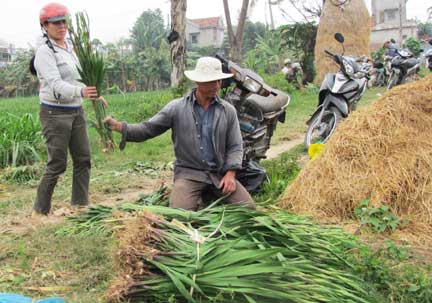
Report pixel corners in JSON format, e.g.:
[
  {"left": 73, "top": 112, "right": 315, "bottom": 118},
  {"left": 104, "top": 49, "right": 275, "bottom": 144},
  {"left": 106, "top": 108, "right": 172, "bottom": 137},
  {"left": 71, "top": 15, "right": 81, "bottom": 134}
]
[
  {"left": 387, "top": 72, "right": 399, "bottom": 90},
  {"left": 304, "top": 106, "right": 342, "bottom": 149}
]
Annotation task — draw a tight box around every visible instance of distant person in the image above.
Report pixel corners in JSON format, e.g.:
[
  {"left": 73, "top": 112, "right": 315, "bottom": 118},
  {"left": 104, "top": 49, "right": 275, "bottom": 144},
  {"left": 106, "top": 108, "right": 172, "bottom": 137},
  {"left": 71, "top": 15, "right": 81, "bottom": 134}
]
[
  {"left": 281, "top": 58, "right": 303, "bottom": 89},
  {"left": 32, "top": 3, "right": 107, "bottom": 217},
  {"left": 384, "top": 40, "right": 398, "bottom": 57},
  {"left": 105, "top": 57, "right": 255, "bottom": 211}
]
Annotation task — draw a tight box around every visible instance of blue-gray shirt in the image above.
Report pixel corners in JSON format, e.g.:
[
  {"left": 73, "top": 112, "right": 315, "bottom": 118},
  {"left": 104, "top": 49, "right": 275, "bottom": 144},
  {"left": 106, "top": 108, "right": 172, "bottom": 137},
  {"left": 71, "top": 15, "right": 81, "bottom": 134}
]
[
  {"left": 387, "top": 43, "right": 398, "bottom": 57},
  {"left": 193, "top": 94, "right": 218, "bottom": 168},
  {"left": 121, "top": 90, "right": 243, "bottom": 183}
]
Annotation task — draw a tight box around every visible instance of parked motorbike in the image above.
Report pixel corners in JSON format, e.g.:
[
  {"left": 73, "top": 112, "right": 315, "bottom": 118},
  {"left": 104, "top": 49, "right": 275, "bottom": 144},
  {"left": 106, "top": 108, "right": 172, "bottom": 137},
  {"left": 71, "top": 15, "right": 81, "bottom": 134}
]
[
  {"left": 371, "top": 58, "right": 386, "bottom": 87},
  {"left": 304, "top": 33, "right": 370, "bottom": 149},
  {"left": 215, "top": 54, "right": 290, "bottom": 192},
  {"left": 425, "top": 40, "right": 432, "bottom": 72},
  {"left": 426, "top": 49, "right": 432, "bottom": 72},
  {"left": 387, "top": 48, "right": 421, "bottom": 90}
]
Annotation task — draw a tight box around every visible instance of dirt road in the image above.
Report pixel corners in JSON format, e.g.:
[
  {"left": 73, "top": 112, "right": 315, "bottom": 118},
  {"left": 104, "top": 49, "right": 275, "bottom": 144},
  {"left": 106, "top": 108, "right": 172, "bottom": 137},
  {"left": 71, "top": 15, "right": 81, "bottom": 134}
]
[{"left": 266, "top": 137, "right": 304, "bottom": 159}]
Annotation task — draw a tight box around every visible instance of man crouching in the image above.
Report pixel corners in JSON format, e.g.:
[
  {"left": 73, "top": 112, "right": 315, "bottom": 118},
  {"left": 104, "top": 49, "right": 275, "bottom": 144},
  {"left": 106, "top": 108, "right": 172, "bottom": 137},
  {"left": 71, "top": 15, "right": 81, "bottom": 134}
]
[{"left": 105, "top": 57, "right": 255, "bottom": 211}]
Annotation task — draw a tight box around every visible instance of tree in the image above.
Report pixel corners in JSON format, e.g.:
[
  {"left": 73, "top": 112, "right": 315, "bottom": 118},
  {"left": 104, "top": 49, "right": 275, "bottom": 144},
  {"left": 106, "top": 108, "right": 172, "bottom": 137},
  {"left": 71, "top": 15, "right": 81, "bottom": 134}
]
[
  {"left": 130, "top": 9, "right": 166, "bottom": 52},
  {"left": 169, "top": 0, "right": 187, "bottom": 87},
  {"left": 117, "top": 38, "right": 133, "bottom": 91},
  {"left": 418, "top": 21, "right": 432, "bottom": 39},
  {"left": 274, "top": 0, "right": 323, "bottom": 23},
  {"left": 129, "top": 9, "right": 171, "bottom": 90},
  {"left": 141, "top": 40, "right": 171, "bottom": 90},
  {"left": 404, "top": 37, "right": 422, "bottom": 56},
  {"left": 280, "top": 22, "right": 317, "bottom": 83},
  {"left": 222, "top": 0, "right": 250, "bottom": 63},
  {"left": 242, "top": 20, "right": 268, "bottom": 52},
  {"left": 0, "top": 49, "right": 38, "bottom": 97},
  {"left": 255, "top": 30, "right": 286, "bottom": 72}
]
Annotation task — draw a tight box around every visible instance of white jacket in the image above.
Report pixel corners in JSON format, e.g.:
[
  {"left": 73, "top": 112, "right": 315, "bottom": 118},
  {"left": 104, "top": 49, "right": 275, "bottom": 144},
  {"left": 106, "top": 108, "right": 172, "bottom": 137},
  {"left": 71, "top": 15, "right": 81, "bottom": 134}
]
[{"left": 34, "top": 37, "right": 85, "bottom": 107}]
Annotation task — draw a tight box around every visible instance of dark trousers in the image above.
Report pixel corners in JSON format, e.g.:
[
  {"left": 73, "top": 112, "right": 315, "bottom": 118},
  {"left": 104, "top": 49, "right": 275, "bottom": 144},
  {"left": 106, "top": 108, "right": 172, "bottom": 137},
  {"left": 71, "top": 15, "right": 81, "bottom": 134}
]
[
  {"left": 34, "top": 106, "right": 91, "bottom": 214},
  {"left": 169, "top": 178, "right": 255, "bottom": 211}
]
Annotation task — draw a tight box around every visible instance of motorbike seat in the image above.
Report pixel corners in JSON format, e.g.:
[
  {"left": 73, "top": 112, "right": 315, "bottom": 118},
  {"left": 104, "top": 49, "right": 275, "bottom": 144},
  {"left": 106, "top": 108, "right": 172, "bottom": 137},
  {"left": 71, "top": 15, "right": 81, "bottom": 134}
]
[
  {"left": 246, "top": 89, "right": 289, "bottom": 113},
  {"left": 404, "top": 58, "right": 419, "bottom": 69}
]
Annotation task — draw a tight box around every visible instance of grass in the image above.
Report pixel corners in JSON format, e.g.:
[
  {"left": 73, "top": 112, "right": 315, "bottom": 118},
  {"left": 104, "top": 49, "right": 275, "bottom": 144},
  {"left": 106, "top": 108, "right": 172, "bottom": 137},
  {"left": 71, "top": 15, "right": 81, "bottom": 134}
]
[
  {"left": 0, "top": 83, "right": 386, "bottom": 170},
  {"left": 0, "top": 113, "right": 44, "bottom": 168},
  {"left": 255, "top": 144, "right": 303, "bottom": 204},
  {"left": 348, "top": 242, "right": 432, "bottom": 303},
  {"left": 0, "top": 224, "right": 115, "bottom": 302},
  {"left": 0, "top": 91, "right": 175, "bottom": 169}
]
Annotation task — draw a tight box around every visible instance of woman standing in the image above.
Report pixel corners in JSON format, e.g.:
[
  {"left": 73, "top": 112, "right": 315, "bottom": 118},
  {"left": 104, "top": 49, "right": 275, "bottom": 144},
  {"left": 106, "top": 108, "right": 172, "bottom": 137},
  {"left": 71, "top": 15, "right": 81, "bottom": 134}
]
[{"left": 32, "top": 3, "right": 103, "bottom": 217}]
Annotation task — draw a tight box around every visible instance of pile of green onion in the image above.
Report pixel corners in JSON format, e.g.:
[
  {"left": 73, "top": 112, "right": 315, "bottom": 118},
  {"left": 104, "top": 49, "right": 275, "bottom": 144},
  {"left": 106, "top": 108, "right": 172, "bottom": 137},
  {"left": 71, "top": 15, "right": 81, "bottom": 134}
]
[{"left": 58, "top": 195, "right": 373, "bottom": 303}]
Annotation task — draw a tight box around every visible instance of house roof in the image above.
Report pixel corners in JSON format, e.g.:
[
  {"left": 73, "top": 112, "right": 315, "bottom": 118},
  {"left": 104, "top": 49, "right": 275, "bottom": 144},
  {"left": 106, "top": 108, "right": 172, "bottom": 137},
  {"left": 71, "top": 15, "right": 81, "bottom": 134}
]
[
  {"left": 189, "top": 17, "right": 223, "bottom": 29},
  {"left": 0, "top": 39, "right": 9, "bottom": 48}
]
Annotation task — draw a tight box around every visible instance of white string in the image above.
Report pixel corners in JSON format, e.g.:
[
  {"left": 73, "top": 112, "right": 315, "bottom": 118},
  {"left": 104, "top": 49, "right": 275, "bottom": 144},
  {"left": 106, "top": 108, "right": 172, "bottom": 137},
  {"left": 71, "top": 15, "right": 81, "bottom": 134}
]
[{"left": 171, "top": 209, "right": 226, "bottom": 297}]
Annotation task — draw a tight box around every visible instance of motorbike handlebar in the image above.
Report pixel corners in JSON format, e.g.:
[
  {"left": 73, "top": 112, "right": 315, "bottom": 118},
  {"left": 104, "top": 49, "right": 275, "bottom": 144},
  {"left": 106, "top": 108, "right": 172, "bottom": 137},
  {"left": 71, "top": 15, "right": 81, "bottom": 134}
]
[
  {"left": 215, "top": 54, "right": 228, "bottom": 65},
  {"left": 324, "top": 50, "right": 335, "bottom": 57}
]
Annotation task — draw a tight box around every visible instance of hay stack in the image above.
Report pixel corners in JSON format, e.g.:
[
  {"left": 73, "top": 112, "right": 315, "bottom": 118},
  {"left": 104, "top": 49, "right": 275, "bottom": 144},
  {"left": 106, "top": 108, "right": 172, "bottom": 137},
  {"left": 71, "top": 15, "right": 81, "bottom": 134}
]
[
  {"left": 314, "top": 0, "right": 370, "bottom": 83},
  {"left": 280, "top": 76, "right": 432, "bottom": 229}
]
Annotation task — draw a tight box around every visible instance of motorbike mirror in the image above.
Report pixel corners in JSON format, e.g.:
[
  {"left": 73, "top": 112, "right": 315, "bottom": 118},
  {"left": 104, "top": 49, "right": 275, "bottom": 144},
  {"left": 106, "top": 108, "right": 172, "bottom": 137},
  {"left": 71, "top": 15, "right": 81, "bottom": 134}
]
[{"left": 334, "top": 33, "right": 345, "bottom": 43}]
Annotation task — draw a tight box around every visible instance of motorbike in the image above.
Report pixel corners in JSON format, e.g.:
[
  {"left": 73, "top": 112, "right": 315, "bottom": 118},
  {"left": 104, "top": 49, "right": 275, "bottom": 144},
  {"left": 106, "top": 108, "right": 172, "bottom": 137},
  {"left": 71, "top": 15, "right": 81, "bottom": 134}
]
[
  {"left": 304, "top": 33, "right": 370, "bottom": 149},
  {"left": 426, "top": 49, "right": 432, "bottom": 72},
  {"left": 215, "top": 54, "right": 290, "bottom": 192},
  {"left": 387, "top": 48, "right": 421, "bottom": 90},
  {"left": 371, "top": 58, "right": 386, "bottom": 87}
]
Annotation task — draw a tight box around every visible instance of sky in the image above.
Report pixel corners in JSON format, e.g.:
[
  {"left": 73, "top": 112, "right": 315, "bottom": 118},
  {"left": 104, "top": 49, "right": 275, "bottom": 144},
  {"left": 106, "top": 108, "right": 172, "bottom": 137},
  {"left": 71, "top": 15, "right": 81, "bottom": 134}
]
[{"left": 0, "top": 0, "right": 430, "bottom": 48}]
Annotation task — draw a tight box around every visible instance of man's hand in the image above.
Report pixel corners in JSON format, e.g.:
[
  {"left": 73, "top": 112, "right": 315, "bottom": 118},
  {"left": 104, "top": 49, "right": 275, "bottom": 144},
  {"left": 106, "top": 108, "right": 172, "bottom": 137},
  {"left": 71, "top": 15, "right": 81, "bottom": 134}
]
[
  {"left": 98, "top": 96, "right": 108, "bottom": 108},
  {"left": 218, "top": 170, "right": 237, "bottom": 194},
  {"left": 104, "top": 116, "right": 123, "bottom": 133}
]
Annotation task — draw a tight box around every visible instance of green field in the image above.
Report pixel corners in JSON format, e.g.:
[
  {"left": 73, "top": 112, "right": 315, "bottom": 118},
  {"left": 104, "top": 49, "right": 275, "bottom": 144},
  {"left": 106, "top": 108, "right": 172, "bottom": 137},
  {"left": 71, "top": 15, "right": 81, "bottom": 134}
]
[
  {"left": 1, "top": 84, "right": 431, "bottom": 303},
  {"left": 0, "top": 85, "right": 385, "bottom": 167}
]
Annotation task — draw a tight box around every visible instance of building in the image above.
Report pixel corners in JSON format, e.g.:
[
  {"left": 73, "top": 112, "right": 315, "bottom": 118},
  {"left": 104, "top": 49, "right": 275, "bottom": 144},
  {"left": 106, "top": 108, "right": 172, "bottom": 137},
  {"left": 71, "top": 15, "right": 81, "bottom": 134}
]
[
  {"left": 0, "top": 39, "right": 15, "bottom": 68},
  {"left": 186, "top": 16, "right": 225, "bottom": 48},
  {"left": 370, "top": 0, "right": 418, "bottom": 50}
]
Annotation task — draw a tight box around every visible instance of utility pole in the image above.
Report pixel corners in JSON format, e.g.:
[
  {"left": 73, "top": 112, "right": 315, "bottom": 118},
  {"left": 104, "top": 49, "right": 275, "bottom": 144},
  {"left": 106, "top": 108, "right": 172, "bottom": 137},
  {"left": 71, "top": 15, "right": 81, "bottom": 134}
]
[
  {"left": 398, "top": 0, "right": 403, "bottom": 46},
  {"left": 268, "top": 0, "right": 275, "bottom": 30}
]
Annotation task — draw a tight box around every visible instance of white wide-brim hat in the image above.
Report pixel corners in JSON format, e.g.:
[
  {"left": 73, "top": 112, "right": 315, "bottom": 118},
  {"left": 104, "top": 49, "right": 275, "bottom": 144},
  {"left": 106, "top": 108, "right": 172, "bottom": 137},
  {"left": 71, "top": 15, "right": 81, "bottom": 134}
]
[{"left": 184, "top": 57, "right": 233, "bottom": 82}]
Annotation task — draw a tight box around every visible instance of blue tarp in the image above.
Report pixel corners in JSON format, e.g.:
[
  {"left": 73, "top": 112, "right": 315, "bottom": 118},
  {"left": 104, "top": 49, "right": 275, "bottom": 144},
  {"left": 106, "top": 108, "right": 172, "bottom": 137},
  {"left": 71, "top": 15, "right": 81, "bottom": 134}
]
[{"left": 0, "top": 293, "right": 64, "bottom": 303}]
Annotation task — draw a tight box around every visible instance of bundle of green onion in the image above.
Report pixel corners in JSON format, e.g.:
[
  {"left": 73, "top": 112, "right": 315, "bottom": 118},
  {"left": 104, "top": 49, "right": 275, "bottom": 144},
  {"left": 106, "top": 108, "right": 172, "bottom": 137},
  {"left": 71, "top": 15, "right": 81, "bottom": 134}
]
[
  {"left": 68, "top": 12, "right": 114, "bottom": 152},
  {"left": 58, "top": 197, "right": 374, "bottom": 303}
]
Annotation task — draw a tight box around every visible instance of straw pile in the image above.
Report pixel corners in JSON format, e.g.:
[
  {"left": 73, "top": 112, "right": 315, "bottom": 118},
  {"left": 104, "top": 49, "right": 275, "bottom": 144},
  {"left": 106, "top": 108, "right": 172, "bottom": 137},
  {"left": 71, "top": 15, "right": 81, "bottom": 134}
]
[
  {"left": 280, "top": 76, "right": 432, "bottom": 230},
  {"left": 314, "top": 0, "right": 370, "bottom": 83}
]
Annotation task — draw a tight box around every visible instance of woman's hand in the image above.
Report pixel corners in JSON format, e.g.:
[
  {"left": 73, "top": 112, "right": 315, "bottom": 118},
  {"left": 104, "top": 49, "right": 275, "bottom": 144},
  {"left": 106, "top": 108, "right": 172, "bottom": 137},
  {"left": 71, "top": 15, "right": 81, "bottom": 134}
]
[
  {"left": 104, "top": 116, "right": 123, "bottom": 133},
  {"left": 81, "top": 86, "right": 98, "bottom": 99}
]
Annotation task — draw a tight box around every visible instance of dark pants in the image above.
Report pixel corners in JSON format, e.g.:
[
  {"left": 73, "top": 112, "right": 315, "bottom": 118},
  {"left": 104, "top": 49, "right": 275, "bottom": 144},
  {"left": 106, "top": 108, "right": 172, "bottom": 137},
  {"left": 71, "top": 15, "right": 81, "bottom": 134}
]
[
  {"left": 169, "top": 178, "right": 255, "bottom": 211},
  {"left": 34, "top": 106, "right": 91, "bottom": 214}
]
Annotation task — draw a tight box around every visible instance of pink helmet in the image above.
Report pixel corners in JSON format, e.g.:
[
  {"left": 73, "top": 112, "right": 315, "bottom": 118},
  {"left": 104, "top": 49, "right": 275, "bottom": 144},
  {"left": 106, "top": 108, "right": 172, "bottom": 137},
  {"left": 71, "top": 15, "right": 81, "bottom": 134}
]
[{"left": 39, "top": 3, "right": 69, "bottom": 24}]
